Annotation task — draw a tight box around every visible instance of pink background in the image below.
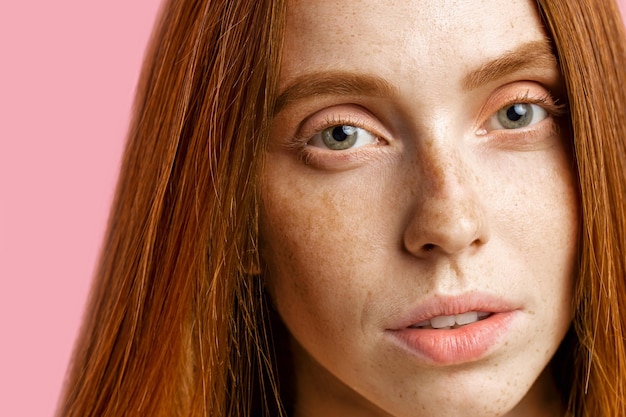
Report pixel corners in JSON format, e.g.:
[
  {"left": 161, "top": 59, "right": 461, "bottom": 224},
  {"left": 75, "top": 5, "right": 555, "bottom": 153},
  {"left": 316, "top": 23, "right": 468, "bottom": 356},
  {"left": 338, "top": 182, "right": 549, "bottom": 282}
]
[
  {"left": 0, "top": 1, "right": 624, "bottom": 416},
  {"left": 0, "top": 1, "right": 163, "bottom": 416}
]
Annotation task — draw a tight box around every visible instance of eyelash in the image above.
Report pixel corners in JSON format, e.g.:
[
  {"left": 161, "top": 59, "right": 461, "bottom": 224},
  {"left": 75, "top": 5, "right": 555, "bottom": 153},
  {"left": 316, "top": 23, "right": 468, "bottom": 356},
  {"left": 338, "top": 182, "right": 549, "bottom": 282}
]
[
  {"left": 476, "top": 90, "right": 567, "bottom": 146},
  {"left": 489, "top": 90, "right": 566, "bottom": 122},
  {"left": 289, "top": 89, "right": 567, "bottom": 164},
  {"left": 289, "top": 113, "right": 384, "bottom": 163},
  {"left": 292, "top": 114, "right": 374, "bottom": 145}
]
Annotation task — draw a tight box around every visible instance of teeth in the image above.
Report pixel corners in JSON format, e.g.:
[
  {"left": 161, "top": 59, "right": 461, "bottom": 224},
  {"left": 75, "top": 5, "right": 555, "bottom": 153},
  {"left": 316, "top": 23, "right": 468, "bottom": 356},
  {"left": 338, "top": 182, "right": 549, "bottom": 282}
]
[
  {"left": 411, "top": 311, "right": 491, "bottom": 329},
  {"left": 455, "top": 311, "right": 478, "bottom": 325},
  {"left": 430, "top": 315, "right": 456, "bottom": 328}
]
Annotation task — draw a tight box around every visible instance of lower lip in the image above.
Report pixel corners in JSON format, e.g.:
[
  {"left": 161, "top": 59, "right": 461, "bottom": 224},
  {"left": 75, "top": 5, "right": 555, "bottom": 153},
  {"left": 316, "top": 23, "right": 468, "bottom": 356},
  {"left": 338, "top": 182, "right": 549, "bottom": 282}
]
[{"left": 386, "top": 312, "right": 518, "bottom": 365}]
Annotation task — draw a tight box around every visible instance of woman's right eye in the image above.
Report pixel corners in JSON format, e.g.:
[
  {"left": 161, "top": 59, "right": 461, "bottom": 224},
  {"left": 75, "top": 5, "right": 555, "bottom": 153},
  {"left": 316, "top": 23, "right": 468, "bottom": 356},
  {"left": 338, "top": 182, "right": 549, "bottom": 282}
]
[{"left": 308, "top": 125, "right": 379, "bottom": 150}]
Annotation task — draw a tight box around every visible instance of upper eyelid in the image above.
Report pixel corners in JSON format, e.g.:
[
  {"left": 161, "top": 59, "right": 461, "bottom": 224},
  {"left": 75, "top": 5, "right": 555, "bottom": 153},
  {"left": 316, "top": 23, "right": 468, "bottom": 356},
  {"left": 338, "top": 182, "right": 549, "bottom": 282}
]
[
  {"left": 294, "top": 106, "right": 389, "bottom": 144},
  {"left": 286, "top": 83, "right": 565, "bottom": 143},
  {"left": 496, "top": 92, "right": 566, "bottom": 116},
  {"left": 475, "top": 83, "right": 566, "bottom": 129}
]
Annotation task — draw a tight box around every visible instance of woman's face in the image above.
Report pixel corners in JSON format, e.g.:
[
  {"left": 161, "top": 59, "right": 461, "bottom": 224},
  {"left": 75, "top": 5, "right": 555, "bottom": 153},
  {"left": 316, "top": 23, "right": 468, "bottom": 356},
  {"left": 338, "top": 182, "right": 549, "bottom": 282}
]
[{"left": 260, "top": 0, "right": 578, "bottom": 416}]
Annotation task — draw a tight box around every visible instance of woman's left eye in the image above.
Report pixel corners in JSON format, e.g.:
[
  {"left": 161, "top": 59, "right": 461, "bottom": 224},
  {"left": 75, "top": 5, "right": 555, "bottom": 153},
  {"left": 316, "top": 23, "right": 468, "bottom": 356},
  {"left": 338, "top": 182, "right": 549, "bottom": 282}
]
[
  {"left": 308, "top": 125, "right": 378, "bottom": 150},
  {"left": 487, "top": 103, "right": 548, "bottom": 130}
]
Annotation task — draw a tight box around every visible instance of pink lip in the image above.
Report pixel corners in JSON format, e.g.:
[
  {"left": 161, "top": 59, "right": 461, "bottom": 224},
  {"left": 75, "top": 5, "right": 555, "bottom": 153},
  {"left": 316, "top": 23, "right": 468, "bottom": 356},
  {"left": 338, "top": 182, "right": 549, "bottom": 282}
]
[{"left": 386, "top": 293, "right": 521, "bottom": 365}]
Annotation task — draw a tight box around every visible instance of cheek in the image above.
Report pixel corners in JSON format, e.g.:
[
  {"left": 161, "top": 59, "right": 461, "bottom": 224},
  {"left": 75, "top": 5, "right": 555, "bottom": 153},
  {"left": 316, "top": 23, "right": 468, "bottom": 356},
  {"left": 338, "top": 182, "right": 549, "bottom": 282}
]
[
  {"left": 260, "top": 181, "right": 355, "bottom": 317},
  {"left": 515, "top": 148, "right": 578, "bottom": 265},
  {"left": 258, "top": 171, "right": 386, "bottom": 341},
  {"left": 497, "top": 145, "right": 579, "bottom": 331}
]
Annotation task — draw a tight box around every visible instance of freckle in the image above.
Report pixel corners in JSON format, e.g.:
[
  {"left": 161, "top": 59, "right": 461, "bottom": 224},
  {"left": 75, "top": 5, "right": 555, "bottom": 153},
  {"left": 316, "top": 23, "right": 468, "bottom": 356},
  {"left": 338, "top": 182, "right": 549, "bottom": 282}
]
[{"left": 429, "top": 157, "right": 446, "bottom": 189}]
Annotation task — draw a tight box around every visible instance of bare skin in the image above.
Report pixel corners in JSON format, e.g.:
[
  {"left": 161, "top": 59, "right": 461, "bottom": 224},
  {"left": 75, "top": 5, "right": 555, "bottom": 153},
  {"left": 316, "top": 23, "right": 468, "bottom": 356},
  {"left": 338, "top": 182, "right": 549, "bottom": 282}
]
[{"left": 260, "top": 1, "right": 578, "bottom": 416}]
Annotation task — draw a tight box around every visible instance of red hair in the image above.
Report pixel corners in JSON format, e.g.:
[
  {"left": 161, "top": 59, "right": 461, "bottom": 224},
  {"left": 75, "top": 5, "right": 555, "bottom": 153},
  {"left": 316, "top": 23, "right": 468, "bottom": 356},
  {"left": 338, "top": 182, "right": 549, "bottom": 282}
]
[
  {"left": 539, "top": 1, "right": 626, "bottom": 414},
  {"left": 58, "top": 1, "right": 626, "bottom": 416}
]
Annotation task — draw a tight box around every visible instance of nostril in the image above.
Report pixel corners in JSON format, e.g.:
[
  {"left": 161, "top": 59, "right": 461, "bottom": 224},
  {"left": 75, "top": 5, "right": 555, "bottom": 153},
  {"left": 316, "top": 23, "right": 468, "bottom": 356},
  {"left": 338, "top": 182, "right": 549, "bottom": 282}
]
[{"left": 423, "top": 243, "right": 435, "bottom": 252}]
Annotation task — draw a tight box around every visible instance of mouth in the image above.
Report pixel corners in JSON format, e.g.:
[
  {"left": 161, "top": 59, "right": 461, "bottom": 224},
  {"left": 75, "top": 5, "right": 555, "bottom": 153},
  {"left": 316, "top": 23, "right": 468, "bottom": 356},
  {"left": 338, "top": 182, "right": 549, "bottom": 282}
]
[
  {"left": 386, "top": 293, "right": 520, "bottom": 365},
  {"left": 408, "top": 311, "right": 493, "bottom": 330}
]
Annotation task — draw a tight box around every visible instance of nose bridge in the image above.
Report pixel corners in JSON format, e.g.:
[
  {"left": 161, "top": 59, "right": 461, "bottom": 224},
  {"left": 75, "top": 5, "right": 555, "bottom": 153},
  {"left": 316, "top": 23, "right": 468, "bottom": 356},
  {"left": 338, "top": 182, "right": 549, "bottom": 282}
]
[
  {"left": 418, "top": 142, "right": 478, "bottom": 205},
  {"left": 421, "top": 139, "right": 470, "bottom": 198},
  {"left": 403, "top": 138, "right": 489, "bottom": 257}
]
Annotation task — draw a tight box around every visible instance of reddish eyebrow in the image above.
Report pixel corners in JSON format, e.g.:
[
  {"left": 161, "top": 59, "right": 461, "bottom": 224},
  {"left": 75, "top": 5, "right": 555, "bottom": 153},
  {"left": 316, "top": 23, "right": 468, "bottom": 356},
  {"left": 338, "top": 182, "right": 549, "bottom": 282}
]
[
  {"left": 462, "top": 39, "right": 558, "bottom": 91},
  {"left": 273, "top": 72, "right": 397, "bottom": 115},
  {"left": 273, "top": 40, "right": 559, "bottom": 115}
]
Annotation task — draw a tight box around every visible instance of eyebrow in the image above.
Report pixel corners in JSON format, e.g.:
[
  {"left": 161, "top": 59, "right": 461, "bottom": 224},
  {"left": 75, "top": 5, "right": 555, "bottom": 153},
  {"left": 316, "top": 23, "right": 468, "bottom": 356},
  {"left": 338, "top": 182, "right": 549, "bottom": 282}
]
[
  {"left": 273, "top": 40, "right": 558, "bottom": 115},
  {"left": 273, "top": 72, "right": 397, "bottom": 115},
  {"left": 462, "top": 39, "right": 558, "bottom": 90}
]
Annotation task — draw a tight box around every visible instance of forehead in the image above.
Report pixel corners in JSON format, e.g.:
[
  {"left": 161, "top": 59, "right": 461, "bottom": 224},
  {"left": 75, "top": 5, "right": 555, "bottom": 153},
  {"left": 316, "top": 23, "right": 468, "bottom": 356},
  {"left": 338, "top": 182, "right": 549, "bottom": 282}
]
[{"left": 280, "top": 0, "right": 548, "bottom": 90}]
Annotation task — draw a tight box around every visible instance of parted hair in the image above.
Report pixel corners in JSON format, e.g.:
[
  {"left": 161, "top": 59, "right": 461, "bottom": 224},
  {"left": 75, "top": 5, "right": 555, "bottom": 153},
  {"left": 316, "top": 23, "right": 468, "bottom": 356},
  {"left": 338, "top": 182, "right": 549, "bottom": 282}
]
[{"left": 57, "top": 1, "right": 626, "bottom": 416}]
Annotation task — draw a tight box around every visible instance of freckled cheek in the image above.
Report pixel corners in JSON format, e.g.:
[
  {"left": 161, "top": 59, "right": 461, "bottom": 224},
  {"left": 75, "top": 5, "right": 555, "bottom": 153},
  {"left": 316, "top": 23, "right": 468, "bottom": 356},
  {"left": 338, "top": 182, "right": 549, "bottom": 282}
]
[
  {"left": 547, "top": 160, "right": 579, "bottom": 301},
  {"left": 504, "top": 149, "right": 579, "bottom": 316},
  {"left": 532, "top": 152, "right": 579, "bottom": 249},
  {"left": 260, "top": 171, "right": 392, "bottom": 345},
  {"left": 258, "top": 180, "right": 377, "bottom": 333},
  {"left": 497, "top": 146, "right": 579, "bottom": 241}
]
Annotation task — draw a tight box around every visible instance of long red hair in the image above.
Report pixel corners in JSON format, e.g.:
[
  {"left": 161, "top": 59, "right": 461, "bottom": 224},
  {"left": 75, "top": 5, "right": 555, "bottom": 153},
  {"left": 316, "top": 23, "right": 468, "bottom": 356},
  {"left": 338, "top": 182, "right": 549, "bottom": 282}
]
[
  {"left": 539, "top": 1, "right": 626, "bottom": 415},
  {"left": 58, "top": 1, "right": 626, "bottom": 416}
]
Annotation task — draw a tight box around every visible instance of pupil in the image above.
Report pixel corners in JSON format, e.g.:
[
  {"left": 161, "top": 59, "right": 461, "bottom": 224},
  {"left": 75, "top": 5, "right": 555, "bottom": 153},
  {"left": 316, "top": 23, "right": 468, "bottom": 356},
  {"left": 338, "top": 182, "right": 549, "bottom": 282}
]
[
  {"left": 331, "top": 126, "right": 352, "bottom": 142},
  {"left": 506, "top": 104, "right": 527, "bottom": 122}
]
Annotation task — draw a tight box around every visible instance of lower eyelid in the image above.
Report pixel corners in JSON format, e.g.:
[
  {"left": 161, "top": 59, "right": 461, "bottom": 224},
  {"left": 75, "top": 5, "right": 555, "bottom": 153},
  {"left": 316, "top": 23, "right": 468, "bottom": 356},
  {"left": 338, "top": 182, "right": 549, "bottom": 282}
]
[
  {"left": 297, "top": 140, "right": 389, "bottom": 169},
  {"left": 482, "top": 117, "right": 562, "bottom": 150}
]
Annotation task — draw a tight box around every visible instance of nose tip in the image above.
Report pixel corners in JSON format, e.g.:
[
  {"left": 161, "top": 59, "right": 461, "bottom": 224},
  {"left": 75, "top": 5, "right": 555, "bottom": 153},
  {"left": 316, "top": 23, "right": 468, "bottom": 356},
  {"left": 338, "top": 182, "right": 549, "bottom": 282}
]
[
  {"left": 402, "top": 137, "right": 490, "bottom": 259},
  {"left": 403, "top": 197, "right": 489, "bottom": 258}
]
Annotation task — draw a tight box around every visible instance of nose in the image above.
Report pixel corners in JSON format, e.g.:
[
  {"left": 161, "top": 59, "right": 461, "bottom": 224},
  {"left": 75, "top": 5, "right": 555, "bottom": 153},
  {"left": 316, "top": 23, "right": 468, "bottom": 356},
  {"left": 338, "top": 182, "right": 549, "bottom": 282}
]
[{"left": 403, "top": 146, "right": 490, "bottom": 258}]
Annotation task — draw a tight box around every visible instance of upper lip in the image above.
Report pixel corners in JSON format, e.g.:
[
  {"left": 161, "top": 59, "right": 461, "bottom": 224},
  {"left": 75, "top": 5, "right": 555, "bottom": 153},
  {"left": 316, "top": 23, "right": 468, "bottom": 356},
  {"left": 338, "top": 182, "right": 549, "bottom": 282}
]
[{"left": 387, "top": 292, "right": 520, "bottom": 330}]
